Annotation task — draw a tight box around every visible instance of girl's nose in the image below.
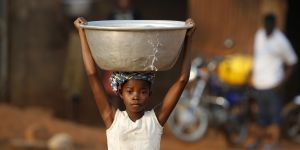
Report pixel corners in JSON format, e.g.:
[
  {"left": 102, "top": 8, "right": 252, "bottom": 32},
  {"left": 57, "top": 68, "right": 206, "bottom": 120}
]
[{"left": 132, "top": 92, "right": 139, "bottom": 100}]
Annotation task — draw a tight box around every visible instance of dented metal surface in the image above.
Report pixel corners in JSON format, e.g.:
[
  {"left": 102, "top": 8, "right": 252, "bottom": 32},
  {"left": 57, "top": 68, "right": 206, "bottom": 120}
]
[{"left": 81, "top": 20, "right": 191, "bottom": 71}]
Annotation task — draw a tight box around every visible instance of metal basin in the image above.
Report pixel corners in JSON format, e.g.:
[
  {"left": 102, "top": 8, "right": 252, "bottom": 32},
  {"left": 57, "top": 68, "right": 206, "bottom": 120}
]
[{"left": 81, "top": 20, "right": 192, "bottom": 71}]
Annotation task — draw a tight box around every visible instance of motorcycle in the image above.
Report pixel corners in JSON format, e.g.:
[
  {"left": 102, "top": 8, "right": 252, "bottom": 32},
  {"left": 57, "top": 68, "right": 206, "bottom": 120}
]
[
  {"left": 283, "top": 95, "right": 300, "bottom": 144},
  {"left": 167, "top": 55, "right": 252, "bottom": 146}
]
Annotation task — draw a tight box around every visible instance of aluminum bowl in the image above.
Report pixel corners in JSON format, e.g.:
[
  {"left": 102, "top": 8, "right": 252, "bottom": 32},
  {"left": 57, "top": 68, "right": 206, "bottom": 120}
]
[{"left": 80, "top": 20, "right": 192, "bottom": 71}]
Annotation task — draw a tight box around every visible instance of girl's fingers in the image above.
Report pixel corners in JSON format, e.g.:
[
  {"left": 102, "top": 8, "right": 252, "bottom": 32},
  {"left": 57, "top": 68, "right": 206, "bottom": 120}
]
[
  {"left": 74, "top": 17, "right": 88, "bottom": 29},
  {"left": 78, "top": 17, "right": 87, "bottom": 24},
  {"left": 186, "top": 19, "right": 196, "bottom": 37},
  {"left": 185, "top": 18, "right": 195, "bottom": 26}
]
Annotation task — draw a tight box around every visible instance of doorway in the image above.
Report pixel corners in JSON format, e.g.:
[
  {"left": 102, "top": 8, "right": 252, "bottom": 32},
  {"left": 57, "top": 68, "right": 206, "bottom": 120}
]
[{"left": 285, "top": 0, "right": 300, "bottom": 101}]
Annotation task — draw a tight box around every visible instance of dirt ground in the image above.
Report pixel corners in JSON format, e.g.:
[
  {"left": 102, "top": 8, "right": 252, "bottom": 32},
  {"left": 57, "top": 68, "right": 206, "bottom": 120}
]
[{"left": 0, "top": 104, "right": 299, "bottom": 150}]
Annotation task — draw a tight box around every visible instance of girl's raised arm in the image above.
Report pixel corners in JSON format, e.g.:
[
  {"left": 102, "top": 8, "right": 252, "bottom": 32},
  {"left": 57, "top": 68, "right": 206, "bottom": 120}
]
[
  {"left": 74, "top": 17, "right": 115, "bottom": 128},
  {"left": 157, "top": 19, "right": 195, "bottom": 126}
]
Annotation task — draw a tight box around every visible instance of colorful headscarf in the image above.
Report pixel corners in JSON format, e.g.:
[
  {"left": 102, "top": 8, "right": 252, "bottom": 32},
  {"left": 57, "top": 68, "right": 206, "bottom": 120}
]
[{"left": 109, "top": 72, "right": 155, "bottom": 94}]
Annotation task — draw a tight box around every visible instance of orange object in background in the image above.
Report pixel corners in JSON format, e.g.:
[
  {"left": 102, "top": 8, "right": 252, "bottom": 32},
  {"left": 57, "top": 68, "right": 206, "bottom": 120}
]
[
  {"left": 218, "top": 55, "right": 253, "bottom": 86},
  {"left": 102, "top": 71, "right": 115, "bottom": 96}
]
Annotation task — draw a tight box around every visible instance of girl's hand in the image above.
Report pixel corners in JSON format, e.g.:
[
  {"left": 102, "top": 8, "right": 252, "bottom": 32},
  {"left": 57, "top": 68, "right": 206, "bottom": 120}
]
[
  {"left": 185, "top": 18, "right": 196, "bottom": 37},
  {"left": 74, "top": 17, "right": 87, "bottom": 30}
]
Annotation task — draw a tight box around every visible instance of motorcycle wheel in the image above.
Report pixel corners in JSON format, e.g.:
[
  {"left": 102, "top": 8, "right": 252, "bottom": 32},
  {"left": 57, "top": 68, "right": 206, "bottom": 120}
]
[
  {"left": 223, "top": 115, "right": 248, "bottom": 146},
  {"left": 167, "top": 103, "right": 209, "bottom": 142},
  {"left": 223, "top": 103, "right": 248, "bottom": 146},
  {"left": 283, "top": 102, "right": 300, "bottom": 144}
]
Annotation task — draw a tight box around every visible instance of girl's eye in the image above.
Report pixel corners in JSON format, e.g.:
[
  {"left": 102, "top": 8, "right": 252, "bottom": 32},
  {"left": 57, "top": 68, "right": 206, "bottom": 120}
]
[{"left": 141, "top": 90, "right": 148, "bottom": 94}]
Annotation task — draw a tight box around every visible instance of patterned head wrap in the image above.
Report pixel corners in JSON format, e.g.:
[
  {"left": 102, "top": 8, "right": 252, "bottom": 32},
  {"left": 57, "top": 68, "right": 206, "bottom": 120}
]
[{"left": 109, "top": 72, "right": 155, "bottom": 94}]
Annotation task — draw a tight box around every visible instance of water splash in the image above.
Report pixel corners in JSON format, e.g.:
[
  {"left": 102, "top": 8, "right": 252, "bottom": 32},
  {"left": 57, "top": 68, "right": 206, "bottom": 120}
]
[{"left": 145, "top": 33, "right": 162, "bottom": 71}]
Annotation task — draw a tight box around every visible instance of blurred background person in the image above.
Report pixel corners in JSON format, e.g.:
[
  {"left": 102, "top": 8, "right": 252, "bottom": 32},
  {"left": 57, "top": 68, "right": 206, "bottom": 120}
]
[
  {"left": 107, "top": 0, "right": 142, "bottom": 20},
  {"left": 62, "top": 0, "right": 92, "bottom": 120},
  {"left": 247, "top": 13, "right": 298, "bottom": 150}
]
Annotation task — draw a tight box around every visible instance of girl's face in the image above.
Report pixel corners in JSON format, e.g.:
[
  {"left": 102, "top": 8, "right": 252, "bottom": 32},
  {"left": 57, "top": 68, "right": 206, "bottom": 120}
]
[{"left": 119, "top": 79, "right": 151, "bottom": 113}]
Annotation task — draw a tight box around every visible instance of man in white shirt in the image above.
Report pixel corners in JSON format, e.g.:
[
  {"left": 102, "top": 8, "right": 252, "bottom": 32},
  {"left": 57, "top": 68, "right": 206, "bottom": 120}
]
[{"left": 249, "top": 14, "right": 298, "bottom": 150}]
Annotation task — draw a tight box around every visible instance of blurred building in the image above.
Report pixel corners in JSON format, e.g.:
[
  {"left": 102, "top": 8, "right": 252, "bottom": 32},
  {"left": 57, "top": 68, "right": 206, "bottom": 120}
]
[
  {"left": 189, "top": 0, "right": 289, "bottom": 57},
  {"left": 0, "top": 0, "right": 8, "bottom": 101},
  {"left": 189, "top": 0, "right": 299, "bottom": 100},
  {"left": 0, "top": 0, "right": 299, "bottom": 126}
]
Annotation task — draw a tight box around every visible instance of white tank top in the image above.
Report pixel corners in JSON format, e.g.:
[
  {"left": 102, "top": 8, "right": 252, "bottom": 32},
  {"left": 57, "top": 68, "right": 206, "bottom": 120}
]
[{"left": 106, "top": 109, "right": 163, "bottom": 150}]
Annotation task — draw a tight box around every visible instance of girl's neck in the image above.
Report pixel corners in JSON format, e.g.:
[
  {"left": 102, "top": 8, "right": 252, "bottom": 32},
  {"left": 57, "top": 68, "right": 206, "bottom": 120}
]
[{"left": 126, "top": 110, "right": 145, "bottom": 122}]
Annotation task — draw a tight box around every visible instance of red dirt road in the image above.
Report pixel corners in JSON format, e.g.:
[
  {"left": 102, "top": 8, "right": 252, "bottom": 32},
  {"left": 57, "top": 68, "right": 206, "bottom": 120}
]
[{"left": 0, "top": 104, "right": 299, "bottom": 150}]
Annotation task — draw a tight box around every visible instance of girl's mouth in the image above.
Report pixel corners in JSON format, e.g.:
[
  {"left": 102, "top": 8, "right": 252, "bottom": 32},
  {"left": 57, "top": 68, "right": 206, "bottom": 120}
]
[
  {"left": 131, "top": 103, "right": 141, "bottom": 108},
  {"left": 131, "top": 103, "right": 140, "bottom": 106}
]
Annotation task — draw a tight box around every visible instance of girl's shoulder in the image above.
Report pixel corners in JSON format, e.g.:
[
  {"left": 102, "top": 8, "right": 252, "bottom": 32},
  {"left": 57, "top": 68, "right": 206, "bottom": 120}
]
[{"left": 147, "top": 109, "right": 163, "bottom": 129}]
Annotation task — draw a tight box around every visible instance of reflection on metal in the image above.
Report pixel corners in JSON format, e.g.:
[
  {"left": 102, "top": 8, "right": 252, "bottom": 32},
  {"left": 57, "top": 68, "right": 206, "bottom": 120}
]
[{"left": 0, "top": 0, "right": 8, "bottom": 101}]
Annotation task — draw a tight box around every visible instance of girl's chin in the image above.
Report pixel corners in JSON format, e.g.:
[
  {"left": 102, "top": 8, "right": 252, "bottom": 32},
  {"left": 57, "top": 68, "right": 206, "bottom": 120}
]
[{"left": 128, "top": 107, "right": 145, "bottom": 113}]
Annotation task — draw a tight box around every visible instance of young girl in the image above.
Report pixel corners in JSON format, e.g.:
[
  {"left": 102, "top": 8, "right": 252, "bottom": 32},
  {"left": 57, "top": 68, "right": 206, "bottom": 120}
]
[{"left": 74, "top": 17, "right": 195, "bottom": 150}]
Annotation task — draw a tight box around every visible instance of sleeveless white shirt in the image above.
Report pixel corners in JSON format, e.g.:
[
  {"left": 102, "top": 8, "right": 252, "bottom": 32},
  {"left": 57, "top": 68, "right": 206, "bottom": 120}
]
[{"left": 106, "top": 109, "right": 163, "bottom": 150}]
